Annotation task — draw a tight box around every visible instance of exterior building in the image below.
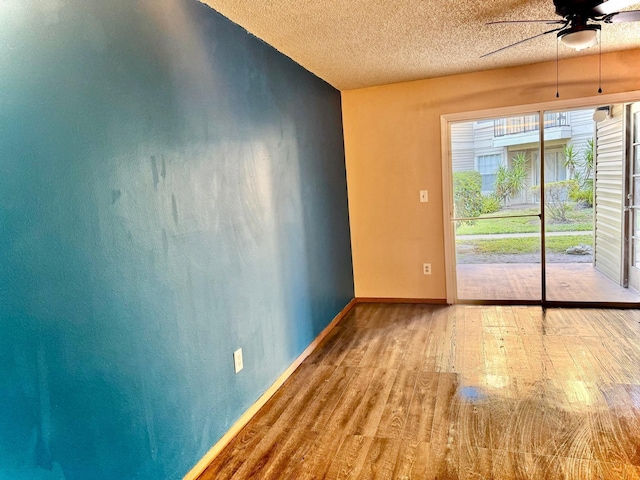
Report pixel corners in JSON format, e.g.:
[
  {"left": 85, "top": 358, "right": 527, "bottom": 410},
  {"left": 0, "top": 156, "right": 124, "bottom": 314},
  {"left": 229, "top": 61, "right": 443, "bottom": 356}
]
[{"left": 451, "top": 109, "right": 595, "bottom": 205}]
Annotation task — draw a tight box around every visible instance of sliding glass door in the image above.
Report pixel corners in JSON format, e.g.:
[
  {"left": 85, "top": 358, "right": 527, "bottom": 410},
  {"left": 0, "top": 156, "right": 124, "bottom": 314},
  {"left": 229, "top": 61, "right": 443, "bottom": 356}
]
[
  {"left": 449, "top": 105, "right": 640, "bottom": 305},
  {"left": 451, "top": 114, "right": 542, "bottom": 302}
]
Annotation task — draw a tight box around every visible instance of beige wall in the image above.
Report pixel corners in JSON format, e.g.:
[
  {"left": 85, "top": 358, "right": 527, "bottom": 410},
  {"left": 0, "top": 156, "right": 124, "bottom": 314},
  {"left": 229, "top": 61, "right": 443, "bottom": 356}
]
[{"left": 342, "top": 49, "right": 640, "bottom": 300}]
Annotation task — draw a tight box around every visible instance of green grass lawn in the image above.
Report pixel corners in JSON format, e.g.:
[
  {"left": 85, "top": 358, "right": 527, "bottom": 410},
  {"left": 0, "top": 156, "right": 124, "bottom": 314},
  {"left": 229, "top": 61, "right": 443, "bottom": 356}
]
[
  {"left": 457, "top": 234, "right": 593, "bottom": 255},
  {"left": 455, "top": 207, "right": 593, "bottom": 235}
]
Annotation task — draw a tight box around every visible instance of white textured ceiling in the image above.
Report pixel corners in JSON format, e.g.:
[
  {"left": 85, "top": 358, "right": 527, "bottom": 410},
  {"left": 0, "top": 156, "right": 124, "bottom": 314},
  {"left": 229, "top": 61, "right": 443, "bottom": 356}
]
[{"left": 200, "top": 0, "right": 640, "bottom": 90}]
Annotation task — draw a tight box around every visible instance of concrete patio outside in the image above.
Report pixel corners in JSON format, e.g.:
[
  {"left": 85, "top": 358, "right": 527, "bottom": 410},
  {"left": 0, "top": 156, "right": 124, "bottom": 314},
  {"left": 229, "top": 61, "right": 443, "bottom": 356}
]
[{"left": 456, "top": 262, "right": 640, "bottom": 303}]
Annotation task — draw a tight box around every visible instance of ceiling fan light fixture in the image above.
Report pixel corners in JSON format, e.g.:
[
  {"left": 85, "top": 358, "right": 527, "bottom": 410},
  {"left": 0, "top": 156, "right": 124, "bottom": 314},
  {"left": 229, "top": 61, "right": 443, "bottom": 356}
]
[{"left": 559, "top": 26, "right": 599, "bottom": 51}]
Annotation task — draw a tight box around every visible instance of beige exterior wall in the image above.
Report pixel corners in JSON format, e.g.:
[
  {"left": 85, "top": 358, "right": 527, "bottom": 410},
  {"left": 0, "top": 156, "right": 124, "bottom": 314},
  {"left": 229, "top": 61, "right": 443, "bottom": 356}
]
[{"left": 342, "top": 49, "right": 640, "bottom": 300}]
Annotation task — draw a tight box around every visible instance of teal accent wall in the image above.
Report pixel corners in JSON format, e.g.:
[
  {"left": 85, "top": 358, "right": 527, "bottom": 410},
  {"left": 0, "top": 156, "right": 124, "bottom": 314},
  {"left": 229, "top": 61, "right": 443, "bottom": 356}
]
[{"left": 0, "top": 1, "right": 353, "bottom": 478}]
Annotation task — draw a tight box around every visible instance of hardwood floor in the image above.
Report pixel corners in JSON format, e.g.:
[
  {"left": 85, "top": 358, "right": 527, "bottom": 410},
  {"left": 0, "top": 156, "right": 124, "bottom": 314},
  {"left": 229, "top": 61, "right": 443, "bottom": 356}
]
[
  {"left": 198, "top": 304, "right": 640, "bottom": 479},
  {"left": 456, "top": 263, "right": 640, "bottom": 303}
]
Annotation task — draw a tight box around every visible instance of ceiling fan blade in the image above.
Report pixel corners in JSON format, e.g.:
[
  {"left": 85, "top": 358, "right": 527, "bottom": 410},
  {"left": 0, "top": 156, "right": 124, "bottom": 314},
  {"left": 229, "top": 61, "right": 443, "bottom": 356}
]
[
  {"left": 487, "top": 19, "right": 565, "bottom": 25},
  {"left": 480, "top": 26, "right": 566, "bottom": 58},
  {"left": 591, "top": 0, "right": 639, "bottom": 15},
  {"left": 604, "top": 9, "right": 640, "bottom": 21}
]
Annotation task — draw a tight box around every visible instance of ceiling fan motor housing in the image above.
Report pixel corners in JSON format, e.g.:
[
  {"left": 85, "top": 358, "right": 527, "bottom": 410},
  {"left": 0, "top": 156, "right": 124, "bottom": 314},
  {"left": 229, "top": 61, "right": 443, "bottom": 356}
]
[{"left": 554, "top": 0, "right": 604, "bottom": 18}]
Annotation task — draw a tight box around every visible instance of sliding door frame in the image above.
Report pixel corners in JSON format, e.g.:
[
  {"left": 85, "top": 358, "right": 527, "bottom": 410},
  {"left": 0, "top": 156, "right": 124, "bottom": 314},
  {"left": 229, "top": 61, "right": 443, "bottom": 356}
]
[
  {"left": 627, "top": 103, "right": 640, "bottom": 292},
  {"left": 441, "top": 90, "right": 640, "bottom": 306}
]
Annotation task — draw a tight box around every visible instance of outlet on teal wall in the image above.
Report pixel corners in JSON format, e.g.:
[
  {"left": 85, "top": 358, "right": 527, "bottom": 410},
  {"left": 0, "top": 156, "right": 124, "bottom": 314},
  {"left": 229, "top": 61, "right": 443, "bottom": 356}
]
[{"left": 0, "top": 1, "right": 353, "bottom": 478}]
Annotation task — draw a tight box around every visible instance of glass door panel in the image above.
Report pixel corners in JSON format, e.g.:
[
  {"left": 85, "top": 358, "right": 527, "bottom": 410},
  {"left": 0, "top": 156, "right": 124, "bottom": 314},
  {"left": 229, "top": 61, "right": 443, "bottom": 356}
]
[
  {"left": 544, "top": 106, "right": 640, "bottom": 303},
  {"left": 455, "top": 215, "right": 541, "bottom": 301},
  {"left": 451, "top": 115, "right": 541, "bottom": 302}
]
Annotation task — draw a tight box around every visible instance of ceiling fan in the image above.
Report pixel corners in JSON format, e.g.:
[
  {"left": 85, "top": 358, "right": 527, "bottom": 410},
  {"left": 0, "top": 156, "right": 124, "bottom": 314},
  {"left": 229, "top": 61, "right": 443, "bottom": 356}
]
[{"left": 482, "top": 0, "right": 640, "bottom": 57}]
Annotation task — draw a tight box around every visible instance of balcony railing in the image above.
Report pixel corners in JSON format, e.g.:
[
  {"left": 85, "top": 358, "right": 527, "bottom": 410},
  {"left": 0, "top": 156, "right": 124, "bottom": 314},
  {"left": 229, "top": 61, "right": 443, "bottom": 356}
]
[{"left": 494, "top": 112, "right": 569, "bottom": 137}]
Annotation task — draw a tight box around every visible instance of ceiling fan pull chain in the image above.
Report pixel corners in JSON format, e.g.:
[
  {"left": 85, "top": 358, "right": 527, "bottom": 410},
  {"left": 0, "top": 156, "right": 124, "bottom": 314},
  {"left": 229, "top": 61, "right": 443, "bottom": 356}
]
[
  {"left": 598, "top": 30, "right": 603, "bottom": 94},
  {"left": 556, "top": 36, "right": 560, "bottom": 98}
]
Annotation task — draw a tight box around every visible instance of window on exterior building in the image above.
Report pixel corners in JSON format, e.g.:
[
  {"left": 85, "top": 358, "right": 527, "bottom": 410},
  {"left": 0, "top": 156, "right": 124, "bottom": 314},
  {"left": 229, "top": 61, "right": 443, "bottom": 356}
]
[
  {"left": 544, "top": 151, "right": 567, "bottom": 183},
  {"left": 477, "top": 154, "right": 501, "bottom": 192}
]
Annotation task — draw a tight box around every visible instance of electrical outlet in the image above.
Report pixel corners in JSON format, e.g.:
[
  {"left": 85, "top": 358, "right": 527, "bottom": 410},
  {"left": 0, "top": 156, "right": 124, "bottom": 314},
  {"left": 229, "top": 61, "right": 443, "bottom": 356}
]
[
  {"left": 420, "top": 190, "right": 428, "bottom": 203},
  {"left": 233, "top": 348, "right": 244, "bottom": 373},
  {"left": 423, "top": 263, "right": 431, "bottom": 275}
]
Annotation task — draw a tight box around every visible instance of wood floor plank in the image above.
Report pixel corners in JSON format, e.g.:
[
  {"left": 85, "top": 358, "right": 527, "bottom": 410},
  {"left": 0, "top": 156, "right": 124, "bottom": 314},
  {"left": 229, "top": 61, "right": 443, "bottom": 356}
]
[
  {"left": 318, "top": 328, "right": 361, "bottom": 367},
  {"left": 320, "top": 367, "right": 376, "bottom": 438},
  {"left": 269, "top": 364, "right": 337, "bottom": 431},
  {"left": 403, "top": 371, "right": 439, "bottom": 443},
  {"left": 400, "top": 327, "right": 431, "bottom": 370},
  {"left": 297, "top": 366, "right": 357, "bottom": 432},
  {"left": 324, "top": 435, "right": 373, "bottom": 480},
  {"left": 226, "top": 425, "right": 292, "bottom": 480},
  {"left": 294, "top": 428, "right": 346, "bottom": 480},
  {"left": 251, "top": 363, "right": 318, "bottom": 427},
  {"left": 512, "top": 305, "right": 543, "bottom": 336},
  {"left": 356, "top": 437, "right": 401, "bottom": 480},
  {"left": 359, "top": 329, "right": 411, "bottom": 369},
  {"left": 375, "top": 367, "right": 418, "bottom": 439},
  {"left": 455, "top": 387, "right": 493, "bottom": 450},
  {"left": 566, "top": 336, "right": 611, "bottom": 385},
  {"left": 519, "top": 332, "right": 558, "bottom": 381},
  {"left": 306, "top": 323, "right": 350, "bottom": 365},
  {"left": 582, "top": 335, "right": 629, "bottom": 384},
  {"left": 348, "top": 367, "right": 396, "bottom": 437},
  {"left": 428, "top": 372, "right": 460, "bottom": 475},
  {"left": 458, "top": 445, "right": 492, "bottom": 480},
  {"left": 588, "top": 407, "right": 633, "bottom": 464},
  {"left": 425, "top": 306, "right": 454, "bottom": 370},
  {"left": 340, "top": 327, "right": 379, "bottom": 367},
  {"left": 197, "top": 304, "right": 640, "bottom": 480},
  {"left": 197, "top": 423, "right": 270, "bottom": 479},
  {"left": 391, "top": 440, "right": 432, "bottom": 480},
  {"left": 254, "top": 428, "right": 319, "bottom": 480},
  {"left": 596, "top": 461, "right": 629, "bottom": 480},
  {"left": 438, "top": 308, "right": 460, "bottom": 373},
  {"left": 393, "top": 304, "right": 436, "bottom": 331},
  {"left": 625, "top": 464, "right": 640, "bottom": 479}
]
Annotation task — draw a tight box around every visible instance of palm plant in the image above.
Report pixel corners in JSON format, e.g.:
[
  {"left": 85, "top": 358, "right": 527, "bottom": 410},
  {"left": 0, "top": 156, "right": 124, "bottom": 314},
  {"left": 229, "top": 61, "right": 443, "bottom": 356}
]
[
  {"left": 562, "top": 144, "right": 580, "bottom": 181},
  {"left": 581, "top": 138, "right": 594, "bottom": 187},
  {"left": 495, "top": 152, "right": 528, "bottom": 206}
]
